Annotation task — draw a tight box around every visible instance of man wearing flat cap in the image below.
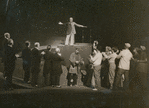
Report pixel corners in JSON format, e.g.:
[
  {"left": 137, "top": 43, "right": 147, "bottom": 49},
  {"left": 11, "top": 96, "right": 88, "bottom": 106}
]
[{"left": 114, "top": 43, "right": 133, "bottom": 91}]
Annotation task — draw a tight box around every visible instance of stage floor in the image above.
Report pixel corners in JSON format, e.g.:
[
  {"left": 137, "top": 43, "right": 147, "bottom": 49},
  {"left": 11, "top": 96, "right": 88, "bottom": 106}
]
[
  {"left": 0, "top": 71, "right": 149, "bottom": 108},
  {"left": 0, "top": 84, "right": 148, "bottom": 108}
]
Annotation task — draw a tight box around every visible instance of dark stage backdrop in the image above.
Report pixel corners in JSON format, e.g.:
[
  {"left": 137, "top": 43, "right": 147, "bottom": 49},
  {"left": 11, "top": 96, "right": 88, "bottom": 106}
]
[{"left": 0, "top": 0, "right": 148, "bottom": 50}]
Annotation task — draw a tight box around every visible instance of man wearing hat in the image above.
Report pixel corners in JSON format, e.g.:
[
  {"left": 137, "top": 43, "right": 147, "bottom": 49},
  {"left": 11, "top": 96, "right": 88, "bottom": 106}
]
[{"left": 114, "top": 43, "right": 133, "bottom": 91}]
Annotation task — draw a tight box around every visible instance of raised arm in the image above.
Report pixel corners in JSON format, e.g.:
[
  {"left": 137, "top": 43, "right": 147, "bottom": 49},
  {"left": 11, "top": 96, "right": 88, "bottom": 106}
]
[
  {"left": 74, "top": 22, "right": 87, "bottom": 28},
  {"left": 116, "top": 51, "right": 122, "bottom": 59},
  {"left": 58, "top": 22, "right": 68, "bottom": 25}
]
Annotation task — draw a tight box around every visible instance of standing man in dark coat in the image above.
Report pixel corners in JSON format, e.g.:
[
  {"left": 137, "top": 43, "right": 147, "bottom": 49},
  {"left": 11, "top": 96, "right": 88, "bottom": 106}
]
[
  {"left": 51, "top": 48, "right": 64, "bottom": 88},
  {"left": 43, "top": 45, "right": 53, "bottom": 86},
  {"left": 4, "top": 39, "right": 17, "bottom": 90},
  {"left": 2, "top": 33, "right": 14, "bottom": 77},
  {"left": 22, "top": 41, "right": 31, "bottom": 83},
  {"left": 31, "top": 42, "right": 41, "bottom": 87}
]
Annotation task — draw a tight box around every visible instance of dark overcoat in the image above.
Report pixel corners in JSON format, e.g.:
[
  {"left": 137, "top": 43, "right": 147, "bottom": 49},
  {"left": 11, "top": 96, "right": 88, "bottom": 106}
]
[
  {"left": 51, "top": 53, "right": 64, "bottom": 76},
  {"left": 43, "top": 50, "right": 53, "bottom": 76}
]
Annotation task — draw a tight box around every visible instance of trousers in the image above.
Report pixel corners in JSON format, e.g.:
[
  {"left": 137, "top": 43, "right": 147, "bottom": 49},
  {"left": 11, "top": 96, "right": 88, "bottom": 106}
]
[
  {"left": 65, "top": 33, "right": 75, "bottom": 45},
  {"left": 44, "top": 73, "right": 51, "bottom": 86},
  {"left": 115, "top": 68, "right": 129, "bottom": 90},
  {"left": 31, "top": 67, "right": 40, "bottom": 86},
  {"left": 51, "top": 75, "right": 61, "bottom": 86},
  {"left": 23, "top": 64, "right": 31, "bottom": 82},
  {"left": 109, "top": 63, "right": 116, "bottom": 86},
  {"left": 92, "top": 65, "right": 101, "bottom": 88}
]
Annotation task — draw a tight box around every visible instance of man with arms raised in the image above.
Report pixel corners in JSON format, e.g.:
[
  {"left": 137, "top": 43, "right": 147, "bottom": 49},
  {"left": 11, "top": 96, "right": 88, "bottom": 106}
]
[{"left": 59, "top": 17, "right": 87, "bottom": 45}]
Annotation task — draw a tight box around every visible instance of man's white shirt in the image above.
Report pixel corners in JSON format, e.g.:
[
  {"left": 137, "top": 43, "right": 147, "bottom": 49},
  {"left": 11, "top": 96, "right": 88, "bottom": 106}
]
[
  {"left": 117, "top": 49, "right": 133, "bottom": 70},
  {"left": 91, "top": 51, "right": 102, "bottom": 66}
]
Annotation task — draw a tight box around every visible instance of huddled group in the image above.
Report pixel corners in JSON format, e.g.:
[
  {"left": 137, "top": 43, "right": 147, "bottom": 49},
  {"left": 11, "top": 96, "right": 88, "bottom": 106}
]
[
  {"left": 88, "top": 40, "right": 148, "bottom": 91},
  {"left": 1, "top": 33, "right": 148, "bottom": 92},
  {"left": 1, "top": 33, "right": 65, "bottom": 90}
]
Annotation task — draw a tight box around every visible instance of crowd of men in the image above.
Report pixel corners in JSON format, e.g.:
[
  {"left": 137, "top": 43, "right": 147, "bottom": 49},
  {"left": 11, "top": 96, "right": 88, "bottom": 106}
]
[{"left": 1, "top": 33, "right": 148, "bottom": 92}]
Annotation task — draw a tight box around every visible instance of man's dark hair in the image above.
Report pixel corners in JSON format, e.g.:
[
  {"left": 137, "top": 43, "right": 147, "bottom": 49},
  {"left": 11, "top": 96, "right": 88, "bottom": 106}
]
[
  {"left": 112, "top": 47, "right": 118, "bottom": 52},
  {"left": 25, "top": 41, "right": 30, "bottom": 47},
  {"left": 4, "top": 33, "right": 10, "bottom": 39}
]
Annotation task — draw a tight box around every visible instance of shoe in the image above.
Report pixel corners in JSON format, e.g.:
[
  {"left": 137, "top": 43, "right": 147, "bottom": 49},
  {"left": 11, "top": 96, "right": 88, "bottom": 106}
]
[
  {"left": 92, "top": 87, "right": 97, "bottom": 91},
  {"left": 35, "top": 85, "right": 38, "bottom": 87},
  {"left": 27, "top": 81, "right": 31, "bottom": 84},
  {"left": 74, "top": 85, "right": 78, "bottom": 87},
  {"left": 56, "top": 85, "right": 61, "bottom": 88},
  {"left": 52, "top": 85, "right": 55, "bottom": 87},
  {"left": 110, "top": 86, "right": 113, "bottom": 90}
]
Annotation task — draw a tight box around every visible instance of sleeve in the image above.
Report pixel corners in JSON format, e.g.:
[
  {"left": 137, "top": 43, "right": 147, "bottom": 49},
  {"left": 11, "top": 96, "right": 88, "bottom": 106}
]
[
  {"left": 116, "top": 51, "right": 123, "bottom": 59},
  {"left": 74, "top": 22, "right": 84, "bottom": 27},
  {"left": 91, "top": 54, "right": 98, "bottom": 62},
  {"left": 63, "top": 22, "right": 69, "bottom": 26},
  {"left": 102, "top": 52, "right": 110, "bottom": 59}
]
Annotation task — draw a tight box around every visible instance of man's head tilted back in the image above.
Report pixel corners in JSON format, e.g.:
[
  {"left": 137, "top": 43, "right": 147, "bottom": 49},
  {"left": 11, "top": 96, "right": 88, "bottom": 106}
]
[
  {"left": 70, "top": 17, "right": 73, "bottom": 22},
  {"left": 4, "top": 33, "right": 10, "bottom": 39},
  {"left": 34, "top": 42, "right": 40, "bottom": 47},
  {"left": 124, "top": 43, "right": 131, "bottom": 49}
]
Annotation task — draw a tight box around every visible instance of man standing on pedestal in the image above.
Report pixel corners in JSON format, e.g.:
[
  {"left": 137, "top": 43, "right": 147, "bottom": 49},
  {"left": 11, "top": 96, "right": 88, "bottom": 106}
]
[{"left": 58, "top": 17, "right": 87, "bottom": 45}]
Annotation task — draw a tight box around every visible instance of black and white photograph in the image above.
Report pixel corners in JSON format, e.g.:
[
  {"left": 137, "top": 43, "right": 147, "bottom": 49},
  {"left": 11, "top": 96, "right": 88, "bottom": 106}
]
[{"left": 0, "top": 0, "right": 149, "bottom": 108}]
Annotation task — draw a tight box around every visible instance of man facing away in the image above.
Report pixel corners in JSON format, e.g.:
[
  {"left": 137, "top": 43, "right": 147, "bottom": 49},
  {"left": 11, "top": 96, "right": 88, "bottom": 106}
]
[
  {"left": 4, "top": 39, "right": 17, "bottom": 90},
  {"left": 102, "top": 47, "right": 118, "bottom": 89},
  {"left": 89, "top": 45, "right": 102, "bottom": 91},
  {"left": 2, "top": 33, "right": 14, "bottom": 77},
  {"left": 22, "top": 41, "right": 31, "bottom": 83},
  {"left": 31, "top": 42, "right": 41, "bottom": 87},
  {"left": 51, "top": 48, "right": 64, "bottom": 88},
  {"left": 43, "top": 45, "right": 53, "bottom": 86},
  {"left": 114, "top": 43, "right": 133, "bottom": 91},
  {"left": 58, "top": 17, "right": 87, "bottom": 45}
]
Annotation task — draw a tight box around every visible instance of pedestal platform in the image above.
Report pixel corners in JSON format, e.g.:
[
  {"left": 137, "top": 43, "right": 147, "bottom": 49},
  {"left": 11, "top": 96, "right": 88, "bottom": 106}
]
[{"left": 58, "top": 43, "right": 92, "bottom": 68}]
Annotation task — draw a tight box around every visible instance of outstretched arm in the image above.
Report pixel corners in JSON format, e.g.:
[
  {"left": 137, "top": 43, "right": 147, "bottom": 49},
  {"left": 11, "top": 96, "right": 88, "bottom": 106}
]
[
  {"left": 75, "top": 23, "right": 87, "bottom": 28},
  {"left": 58, "top": 22, "right": 68, "bottom": 25},
  {"left": 58, "top": 22, "right": 63, "bottom": 25}
]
